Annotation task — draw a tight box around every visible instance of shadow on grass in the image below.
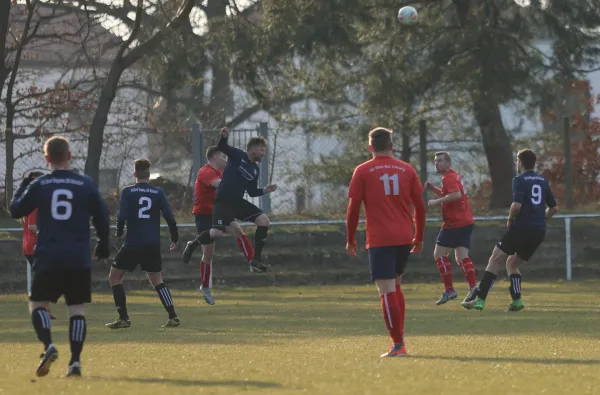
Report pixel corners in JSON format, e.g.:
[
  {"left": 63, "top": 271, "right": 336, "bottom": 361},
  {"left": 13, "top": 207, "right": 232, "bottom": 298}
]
[
  {"left": 85, "top": 375, "right": 282, "bottom": 388},
  {"left": 409, "top": 354, "right": 600, "bottom": 366}
]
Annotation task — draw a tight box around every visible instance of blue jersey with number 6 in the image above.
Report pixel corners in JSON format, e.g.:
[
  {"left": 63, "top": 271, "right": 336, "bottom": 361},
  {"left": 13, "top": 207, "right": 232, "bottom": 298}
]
[
  {"left": 511, "top": 171, "right": 557, "bottom": 229},
  {"left": 9, "top": 169, "right": 110, "bottom": 270},
  {"left": 118, "top": 183, "right": 175, "bottom": 248}
]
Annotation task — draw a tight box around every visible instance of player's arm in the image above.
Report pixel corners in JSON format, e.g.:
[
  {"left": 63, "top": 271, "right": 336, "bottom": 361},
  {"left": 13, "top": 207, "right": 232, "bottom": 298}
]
[
  {"left": 210, "top": 179, "right": 221, "bottom": 188},
  {"left": 217, "top": 133, "right": 243, "bottom": 159},
  {"left": 116, "top": 189, "right": 128, "bottom": 238},
  {"left": 507, "top": 177, "right": 524, "bottom": 225},
  {"left": 9, "top": 178, "right": 39, "bottom": 219},
  {"left": 246, "top": 173, "right": 272, "bottom": 197},
  {"left": 428, "top": 178, "right": 461, "bottom": 205},
  {"left": 90, "top": 185, "right": 111, "bottom": 259},
  {"left": 159, "top": 189, "right": 179, "bottom": 244},
  {"left": 410, "top": 174, "right": 426, "bottom": 248},
  {"left": 27, "top": 210, "right": 37, "bottom": 232},
  {"left": 545, "top": 182, "right": 558, "bottom": 220},
  {"left": 345, "top": 168, "right": 364, "bottom": 253},
  {"left": 424, "top": 181, "right": 444, "bottom": 198}
]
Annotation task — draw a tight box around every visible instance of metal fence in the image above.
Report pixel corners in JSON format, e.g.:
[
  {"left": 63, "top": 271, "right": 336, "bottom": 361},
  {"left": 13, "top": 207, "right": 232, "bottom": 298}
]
[{"left": 2, "top": 213, "right": 598, "bottom": 281}]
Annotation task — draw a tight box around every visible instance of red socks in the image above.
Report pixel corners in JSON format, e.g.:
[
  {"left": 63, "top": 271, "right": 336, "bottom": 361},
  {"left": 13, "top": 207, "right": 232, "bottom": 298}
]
[
  {"left": 200, "top": 261, "right": 211, "bottom": 289},
  {"left": 435, "top": 256, "right": 454, "bottom": 292},
  {"left": 460, "top": 257, "right": 477, "bottom": 289},
  {"left": 236, "top": 234, "right": 254, "bottom": 262},
  {"left": 395, "top": 284, "right": 405, "bottom": 341},
  {"left": 381, "top": 292, "right": 404, "bottom": 344}
]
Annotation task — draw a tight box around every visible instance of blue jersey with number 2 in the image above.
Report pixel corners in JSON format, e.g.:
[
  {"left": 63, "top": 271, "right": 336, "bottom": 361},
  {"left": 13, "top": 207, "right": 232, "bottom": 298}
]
[
  {"left": 118, "top": 183, "right": 175, "bottom": 248},
  {"left": 511, "top": 171, "right": 557, "bottom": 229}
]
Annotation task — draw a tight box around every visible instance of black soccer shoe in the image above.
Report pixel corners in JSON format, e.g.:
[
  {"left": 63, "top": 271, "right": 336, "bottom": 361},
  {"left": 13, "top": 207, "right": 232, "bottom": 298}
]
[
  {"left": 36, "top": 345, "right": 58, "bottom": 377},
  {"left": 66, "top": 362, "right": 81, "bottom": 377},
  {"left": 182, "top": 241, "right": 198, "bottom": 264},
  {"left": 249, "top": 259, "right": 268, "bottom": 273}
]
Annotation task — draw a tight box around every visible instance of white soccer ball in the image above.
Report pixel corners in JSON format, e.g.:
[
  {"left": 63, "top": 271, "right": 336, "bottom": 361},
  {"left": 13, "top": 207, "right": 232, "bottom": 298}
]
[{"left": 397, "top": 6, "right": 418, "bottom": 25}]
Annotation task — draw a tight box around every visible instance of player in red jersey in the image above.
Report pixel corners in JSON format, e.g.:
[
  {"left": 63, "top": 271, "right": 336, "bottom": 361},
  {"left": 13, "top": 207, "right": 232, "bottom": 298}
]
[
  {"left": 20, "top": 172, "right": 56, "bottom": 319},
  {"left": 424, "top": 151, "right": 477, "bottom": 305},
  {"left": 346, "top": 127, "right": 426, "bottom": 358},
  {"left": 182, "top": 146, "right": 254, "bottom": 305}
]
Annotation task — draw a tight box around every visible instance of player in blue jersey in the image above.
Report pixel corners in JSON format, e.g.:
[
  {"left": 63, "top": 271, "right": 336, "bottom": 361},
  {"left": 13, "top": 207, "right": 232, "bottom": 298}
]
[
  {"left": 10, "top": 136, "right": 110, "bottom": 378},
  {"left": 462, "top": 149, "right": 558, "bottom": 312},
  {"left": 196, "top": 127, "right": 277, "bottom": 273},
  {"left": 106, "top": 158, "right": 180, "bottom": 329}
]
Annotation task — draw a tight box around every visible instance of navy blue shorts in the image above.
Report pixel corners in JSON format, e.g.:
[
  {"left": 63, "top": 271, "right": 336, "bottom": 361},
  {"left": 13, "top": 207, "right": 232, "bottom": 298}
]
[
  {"left": 368, "top": 245, "right": 412, "bottom": 281},
  {"left": 437, "top": 224, "right": 474, "bottom": 249},
  {"left": 195, "top": 215, "right": 213, "bottom": 234}
]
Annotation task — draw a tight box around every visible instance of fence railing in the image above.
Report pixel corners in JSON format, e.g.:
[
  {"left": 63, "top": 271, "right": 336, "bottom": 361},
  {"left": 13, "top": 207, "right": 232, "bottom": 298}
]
[{"left": 2, "top": 213, "right": 598, "bottom": 281}]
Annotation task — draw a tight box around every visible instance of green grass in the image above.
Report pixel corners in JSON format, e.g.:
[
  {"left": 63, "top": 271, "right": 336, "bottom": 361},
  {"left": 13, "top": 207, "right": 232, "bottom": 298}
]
[{"left": 0, "top": 282, "right": 600, "bottom": 394}]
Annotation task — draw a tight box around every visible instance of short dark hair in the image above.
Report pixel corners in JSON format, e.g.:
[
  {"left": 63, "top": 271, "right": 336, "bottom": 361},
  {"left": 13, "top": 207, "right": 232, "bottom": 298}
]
[
  {"left": 368, "top": 127, "right": 393, "bottom": 152},
  {"left": 247, "top": 136, "right": 267, "bottom": 151},
  {"left": 44, "top": 136, "right": 70, "bottom": 163},
  {"left": 517, "top": 149, "right": 536, "bottom": 170},
  {"left": 435, "top": 151, "right": 451, "bottom": 163},
  {"left": 134, "top": 157, "right": 151, "bottom": 178},
  {"left": 206, "top": 146, "right": 221, "bottom": 160}
]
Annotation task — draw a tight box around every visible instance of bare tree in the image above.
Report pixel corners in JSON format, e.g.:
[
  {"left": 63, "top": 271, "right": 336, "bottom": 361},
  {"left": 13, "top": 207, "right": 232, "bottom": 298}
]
[{"left": 83, "top": 0, "right": 194, "bottom": 184}]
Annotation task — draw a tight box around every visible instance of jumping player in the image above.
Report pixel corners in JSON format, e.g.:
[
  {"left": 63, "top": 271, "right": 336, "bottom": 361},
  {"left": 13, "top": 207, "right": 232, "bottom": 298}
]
[
  {"left": 425, "top": 152, "right": 478, "bottom": 305},
  {"left": 10, "top": 136, "right": 110, "bottom": 378},
  {"left": 182, "top": 145, "right": 255, "bottom": 305},
  {"left": 196, "top": 128, "right": 277, "bottom": 274},
  {"left": 346, "top": 127, "right": 426, "bottom": 358},
  {"left": 462, "top": 149, "right": 557, "bottom": 311},
  {"left": 106, "top": 158, "right": 181, "bottom": 329}
]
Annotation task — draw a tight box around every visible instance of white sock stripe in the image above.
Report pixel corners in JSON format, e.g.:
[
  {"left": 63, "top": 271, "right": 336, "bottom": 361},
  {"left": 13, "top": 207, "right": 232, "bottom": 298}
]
[
  {"left": 71, "top": 319, "right": 85, "bottom": 342},
  {"left": 239, "top": 237, "right": 249, "bottom": 256},
  {"left": 512, "top": 277, "right": 521, "bottom": 294},
  {"left": 38, "top": 310, "right": 50, "bottom": 329},
  {"left": 383, "top": 294, "right": 393, "bottom": 329},
  {"left": 159, "top": 287, "right": 173, "bottom": 306}
]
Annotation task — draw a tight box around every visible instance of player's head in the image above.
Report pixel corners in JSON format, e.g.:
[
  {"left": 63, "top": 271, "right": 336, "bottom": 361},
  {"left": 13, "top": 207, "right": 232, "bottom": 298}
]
[
  {"left": 134, "top": 157, "right": 151, "bottom": 181},
  {"left": 517, "top": 149, "right": 536, "bottom": 173},
  {"left": 206, "top": 146, "right": 227, "bottom": 170},
  {"left": 434, "top": 151, "right": 451, "bottom": 174},
  {"left": 43, "top": 136, "right": 71, "bottom": 169},
  {"left": 247, "top": 136, "right": 267, "bottom": 162},
  {"left": 368, "top": 127, "right": 393, "bottom": 155}
]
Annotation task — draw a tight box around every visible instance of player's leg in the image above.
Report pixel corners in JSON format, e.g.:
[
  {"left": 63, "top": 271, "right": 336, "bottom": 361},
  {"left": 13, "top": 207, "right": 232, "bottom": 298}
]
[
  {"left": 453, "top": 225, "right": 477, "bottom": 298},
  {"left": 433, "top": 235, "right": 456, "bottom": 304},
  {"left": 63, "top": 268, "right": 92, "bottom": 377},
  {"left": 393, "top": 246, "right": 411, "bottom": 351},
  {"left": 183, "top": 215, "right": 212, "bottom": 264},
  {"left": 196, "top": 201, "right": 230, "bottom": 247},
  {"left": 26, "top": 255, "right": 56, "bottom": 319},
  {"left": 462, "top": 246, "right": 510, "bottom": 310},
  {"left": 144, "top": 249, "right": 180, "bottom": 327},
  {"left": 199, "top": 241, "right": 216, "bottom": 305},
  {"left": 505, "top": 229, "right": 545, "bottom": 312},
  {"left": 370, "top": 247, "right": 406, "bottom": 357},
  {"left": 106, "top": 248, "right": 134, "bottom": 328},
  {"left": 29, "top": 269, "right": 60, "bottom": 377},
  {"left": 229, "top": 221, "right": 254, "bottom": 263},
  {"left": 506, "top": 254, "right": 525, "bottom": 312},
  {"left": 236, "top": 200, "right": 269, "bottom": 273}
]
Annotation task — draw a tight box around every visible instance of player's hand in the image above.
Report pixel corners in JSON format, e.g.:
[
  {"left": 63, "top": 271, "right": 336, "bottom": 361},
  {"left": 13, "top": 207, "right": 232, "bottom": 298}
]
[
  {"left": 410, "top": 239, "right": 423, "bottom": 254},
  {"left": 169, "top": 241, "right": 178, "bottom": 251},
  {"left": 427, "top": 199, "right": 440, "bottom": 207},
  {"left": 94, "top": 240, "right": 110, "bottom": 261},
  {"left": 221, "top": 127, "right": 229, "bottom": 138},
  {"left": 506, "top": 218, "right": 513, "bottom": 228},
  {"left": 21, "top": 172, "right": 37, "bottom": 187},
  {"left": 424, "top": 181, "right": 433, "bottom": 190},
  {"left": 264, "top": 184, "right": 277, "bottom": 193},
  {"left": 346, "top": 242, "right": 357, "bottom": 256}
]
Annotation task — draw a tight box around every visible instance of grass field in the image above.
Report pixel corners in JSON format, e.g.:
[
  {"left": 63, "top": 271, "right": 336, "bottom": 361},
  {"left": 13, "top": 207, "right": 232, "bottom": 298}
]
[{"left": 0, "top": 281, "right": 599, "bottom": 394}]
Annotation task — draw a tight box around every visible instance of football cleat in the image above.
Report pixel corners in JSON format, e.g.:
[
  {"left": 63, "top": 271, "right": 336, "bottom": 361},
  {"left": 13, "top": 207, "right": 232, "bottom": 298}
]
[
  {"left": 105, "top": 319, "right": 131, "bottom": 329},
  {"left": 436, "top": 289, "right": 458, "bottom": 305},
  {"left": 249, "top": 259, "right": 268, "bottom": 273},
  {"left": 462, "top": 296, "right": 485, "bottom": 310},
  {"left": 66, "top": 362, "right": 82, "bottom": 377},
  {"left": 381, "top": 343, "right": 407, "bottom": 358},
  {"left": 506, "top": 298, "right": 525, "bottom": 312},
  {"left": 162, "top": 317, "right": 181, "bottom": 328},
  {"left": 463, "top": 286, "right": 479, "bottom": 304},
  {"left": 36, "top": 344, "right": 58, "bottom": 377},
  {"left": 200, "top": 286, "right": 215, "bottom": 305}
]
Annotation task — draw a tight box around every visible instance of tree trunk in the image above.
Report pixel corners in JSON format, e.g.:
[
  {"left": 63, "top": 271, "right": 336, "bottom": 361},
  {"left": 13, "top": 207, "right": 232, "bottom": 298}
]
[
  {"left": 401, "top": 129, "right": 412, "bottom": 162},
  {"left": 84, "top": 65, "right": 125, "bottom": 184},
  {"left": 473, "top": 96, "right": 515, "bottom": 209},
  {"left": 0, "top": 0, "right": 11, "bottom": 92},
  {"left": 4, "top": 106, "right": 14, "bottom": 207}
]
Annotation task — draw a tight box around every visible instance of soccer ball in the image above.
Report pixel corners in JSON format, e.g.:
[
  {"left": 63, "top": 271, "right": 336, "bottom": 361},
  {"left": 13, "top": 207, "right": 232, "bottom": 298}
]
[{"left": 397, "top": 6, "right": 418, "bottom": 25}]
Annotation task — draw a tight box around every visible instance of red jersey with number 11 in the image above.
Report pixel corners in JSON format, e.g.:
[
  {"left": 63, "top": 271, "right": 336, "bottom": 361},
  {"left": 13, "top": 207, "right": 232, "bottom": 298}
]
[{"left": 347, "top": 156, "right": 424, "bottom": 248}]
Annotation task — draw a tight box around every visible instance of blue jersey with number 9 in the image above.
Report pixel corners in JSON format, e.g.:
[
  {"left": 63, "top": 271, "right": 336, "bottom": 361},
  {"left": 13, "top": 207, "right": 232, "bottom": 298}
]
[
  {"left": 511, "top": 171, "right": 557, "bottom": 229},
  {"left": 9, "top": 169, "right": 110, "bottom": 269},
  {"left": 118, "top": 183, "right": 175, "bottom": 248}
]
